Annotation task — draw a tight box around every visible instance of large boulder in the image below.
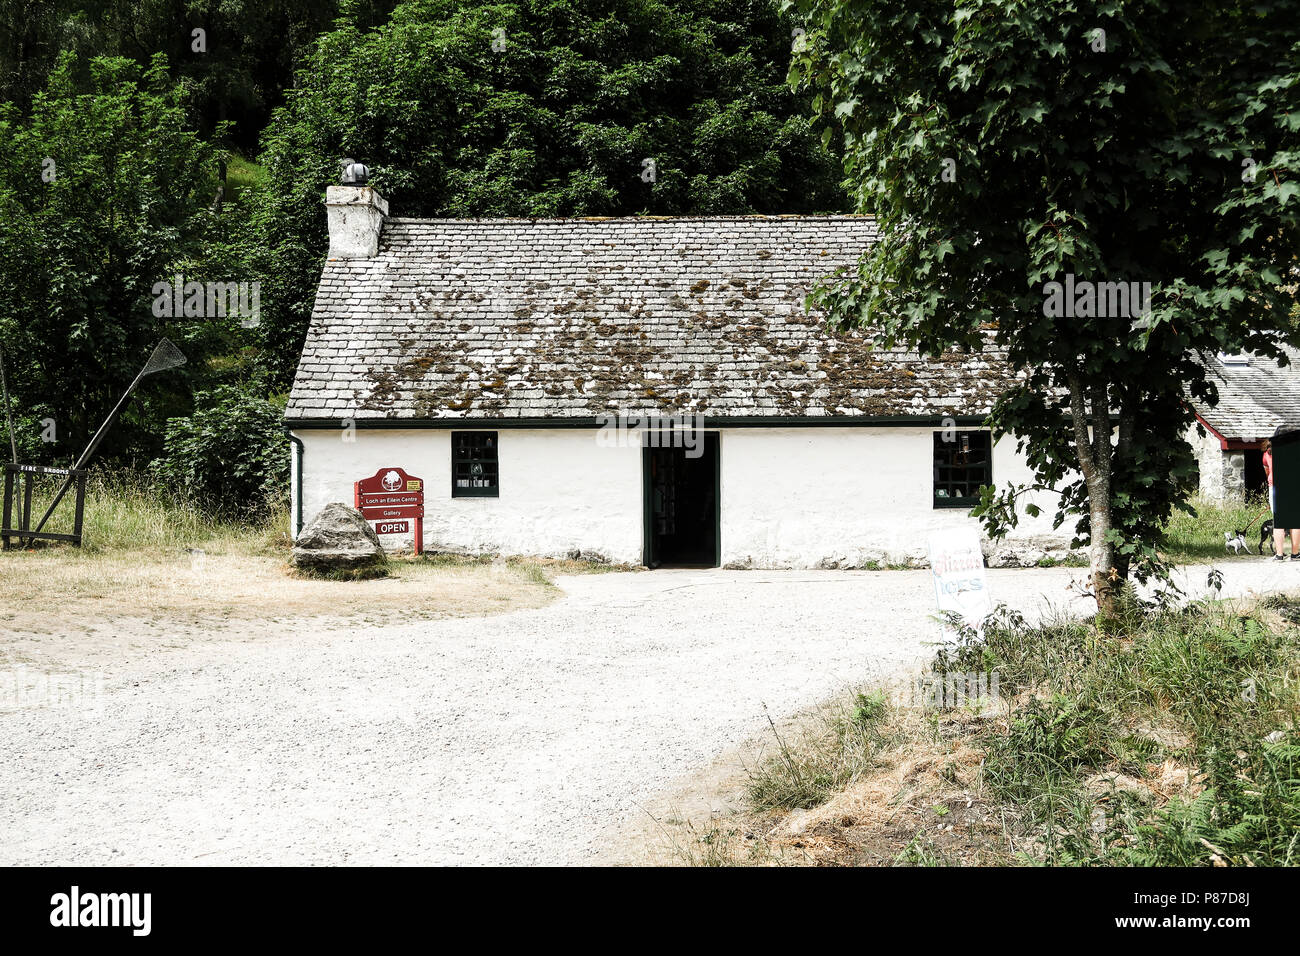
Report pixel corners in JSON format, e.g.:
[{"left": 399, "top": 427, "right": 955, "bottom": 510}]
[{"left": 292, "top": 503, "right": 386, "bottom": 572}]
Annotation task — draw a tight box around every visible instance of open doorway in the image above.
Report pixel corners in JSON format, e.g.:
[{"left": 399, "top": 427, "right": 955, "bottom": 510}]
[
  {"left": 1244, "top": 447, "right": 1266, "bottom": 496},
  {"left": 642, "top": 432, "right": 719, "bottom": 568}
]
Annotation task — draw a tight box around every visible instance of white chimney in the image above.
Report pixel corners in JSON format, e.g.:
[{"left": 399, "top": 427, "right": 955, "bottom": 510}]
[{"left": 325, "top": 159, "right": 387, "bottom": 259}]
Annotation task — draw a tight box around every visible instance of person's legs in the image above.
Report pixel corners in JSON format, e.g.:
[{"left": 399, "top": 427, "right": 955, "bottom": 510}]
[
  {"left": 1291, "top": 527, "right": 1300, "bottom": 558},
  {"left": 1271, "top": 486, "right": 1285, "bottom": 557}
]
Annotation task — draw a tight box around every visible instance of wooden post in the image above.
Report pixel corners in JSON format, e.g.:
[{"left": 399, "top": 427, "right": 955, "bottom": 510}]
[
  {"left": 72, "top": 471, "right": 86, "bottom": 546},
  {"left": 2, "top": 466, "right": 11, "bottom": 550},
  {"left": 21, "top": 471, "right": 33, "bottom": 539}
]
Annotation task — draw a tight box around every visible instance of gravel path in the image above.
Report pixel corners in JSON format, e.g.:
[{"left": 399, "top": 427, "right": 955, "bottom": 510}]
[{"left": 1, "top": 561, "right": 1294, "bottom": 865}]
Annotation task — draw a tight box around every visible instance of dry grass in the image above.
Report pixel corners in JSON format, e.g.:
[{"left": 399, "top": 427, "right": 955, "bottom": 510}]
[
  {"left": 681, "top": 701, "right": 1024, "bottom": 867},
  {"left": 0, "top": 544, "right": 597, "bottom": 675},
  {"left": 0, "top": 547, "right": 562, "bottom": 634},
  {"left": 0, "top": 472, "right": 629, "bottom": 673},
  {"left": 0, "top": 471, "right": 633, "bottom": 638}
]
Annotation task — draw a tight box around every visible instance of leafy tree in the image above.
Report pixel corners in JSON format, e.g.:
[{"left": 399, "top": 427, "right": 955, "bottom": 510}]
[
  {"left": 0, "top": 1, "right": 397, "bottom": 152},
  {"left": 153, "top": 385, "right": 288, "bottom": 517},
  {"left": 0, "top": 52, "right": 216, "bottom": 462},
  {"left": 245, "top": 0, "right": 849, "bottom": 384},
  {"left": 788, "top": 0, "right": 1300, "bottom": 611}
]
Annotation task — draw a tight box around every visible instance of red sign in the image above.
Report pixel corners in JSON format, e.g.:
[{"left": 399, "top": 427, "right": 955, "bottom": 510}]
[{"left": 354, "top": 467, "right": 424, "bottom": 554}]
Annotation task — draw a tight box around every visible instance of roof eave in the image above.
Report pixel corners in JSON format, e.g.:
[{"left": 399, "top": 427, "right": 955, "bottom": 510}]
[{"left": 284, "top": 413, "right": 993, "bottom": 430}]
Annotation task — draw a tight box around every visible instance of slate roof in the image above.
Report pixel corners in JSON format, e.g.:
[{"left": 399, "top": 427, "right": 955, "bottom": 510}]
[
  {"left": 1193, "top": 346, "right": 1300, "bottom": 442},
  {"left": 286, "top": 215, "right": 1023, "bottom": 422}
]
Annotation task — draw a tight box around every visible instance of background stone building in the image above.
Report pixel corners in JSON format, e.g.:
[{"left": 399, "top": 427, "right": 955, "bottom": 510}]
[{"left": 1189, "top": 347, "right": 1300, "bottom": 501}]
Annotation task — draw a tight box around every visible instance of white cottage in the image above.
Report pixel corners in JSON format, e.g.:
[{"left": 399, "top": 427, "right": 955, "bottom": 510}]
[{"left": 284, "top": 179, "right": 1069, "bottom": 567}]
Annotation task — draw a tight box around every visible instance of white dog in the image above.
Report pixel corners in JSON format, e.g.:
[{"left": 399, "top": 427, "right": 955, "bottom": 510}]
[{"left": 1224, "top": 530, "right": 1248, "bottom": 554}]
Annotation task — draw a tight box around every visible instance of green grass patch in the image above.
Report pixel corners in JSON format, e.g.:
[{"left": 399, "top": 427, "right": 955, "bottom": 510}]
[
  {"left": 957, "top": 598, "right": 1300, "bottom": 865},
  {"left": 223, "top": 154, "right": 266, "bottom": 204},
  {"left": 994, "top": 602, "right": 1297, "bottom": 864},
  {"left": 1159, "top": 492, "right": 1273, "bottom": 563},
  {"left": 9, "top": 468, "right": 283, "bottom": 555}
]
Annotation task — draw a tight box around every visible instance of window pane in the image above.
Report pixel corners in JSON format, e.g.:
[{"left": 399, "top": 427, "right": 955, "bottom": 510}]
[
  {"left": 451, "top": 431, "right": 500, "bottom": 497},
  {"left": 933, "top": 430, "right": 991, "bottom": 508}
]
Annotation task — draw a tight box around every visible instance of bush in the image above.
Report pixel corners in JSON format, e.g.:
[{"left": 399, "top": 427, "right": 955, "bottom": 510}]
[{"left": 153, "top": 386, "right": 287, "bottom": 518}]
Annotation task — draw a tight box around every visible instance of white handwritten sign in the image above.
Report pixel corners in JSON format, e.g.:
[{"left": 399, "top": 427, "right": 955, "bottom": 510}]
[{"left": 928, "top": 528, "right": 991, "bottom": 635}]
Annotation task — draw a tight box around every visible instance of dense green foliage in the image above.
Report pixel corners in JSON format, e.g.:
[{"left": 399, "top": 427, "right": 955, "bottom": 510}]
[
  {"left": 153, "top": 386, "right": 289, "bottom": 517},
  {"left": 0, "top": 53, "right": 217, "bottom": 461},
  {"left": 0, "top": 0, "right": 397, "bottom": 150},
  {"left": 788, "top": 0, "right": 1300, "bottom": 602}
]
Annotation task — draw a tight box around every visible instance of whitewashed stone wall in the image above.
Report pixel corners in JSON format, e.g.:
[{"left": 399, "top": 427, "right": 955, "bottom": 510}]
[
  {"left": 1188, "top": 423, "right": 1244, "bottom": 501},
  {"left": 293, "top": 428, "right": 643, "bottom": 563},
  {"left": 291, "top": 426, "right": 1073, "bottom": 567},
  {"left": 719, "top": 428, "right": 1067, "bottom": 568}
]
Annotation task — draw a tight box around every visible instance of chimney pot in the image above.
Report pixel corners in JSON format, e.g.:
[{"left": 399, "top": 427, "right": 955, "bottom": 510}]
[{"left": 340, "top": 159, "right": 370, "bottom": 185}]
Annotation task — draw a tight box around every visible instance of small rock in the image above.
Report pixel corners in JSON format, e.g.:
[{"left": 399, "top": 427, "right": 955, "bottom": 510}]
[
  {"left": 566, "top": 549, "right": 610, "bottom": 564},
  {"left": 782, "top": 809, "right": 813, "bottom": 836}
]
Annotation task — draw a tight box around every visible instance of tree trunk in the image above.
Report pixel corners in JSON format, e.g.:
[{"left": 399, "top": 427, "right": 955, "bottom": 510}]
[
  {"left": 1087, "top": 474, "right": 1121, "bottom": 615},
  {"left": 1067, "top": 373, "right": 1121, "bottom": 615}
]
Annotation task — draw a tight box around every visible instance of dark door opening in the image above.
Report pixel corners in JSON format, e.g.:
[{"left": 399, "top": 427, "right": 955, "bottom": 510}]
[
  {"left": 1244, "top": 448, "right": 1266, "bottom": 496},
  {"left": 643, "top": 432, "right": 719, "bottom": 568}
]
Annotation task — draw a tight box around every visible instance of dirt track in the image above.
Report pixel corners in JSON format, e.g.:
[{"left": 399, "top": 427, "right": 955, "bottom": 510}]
[{"left": 1, "top": 562, "right": 1292, "bottom": 865}]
